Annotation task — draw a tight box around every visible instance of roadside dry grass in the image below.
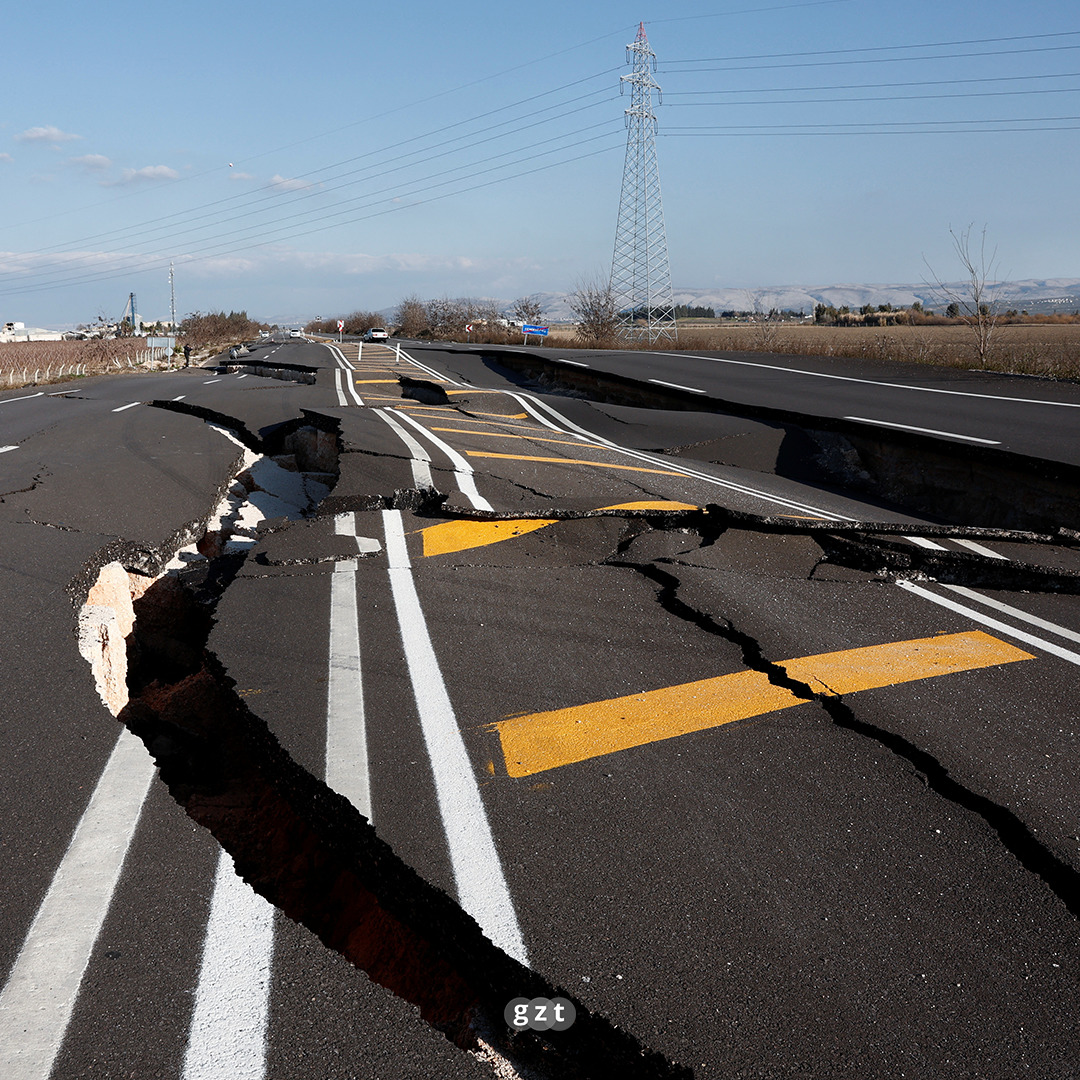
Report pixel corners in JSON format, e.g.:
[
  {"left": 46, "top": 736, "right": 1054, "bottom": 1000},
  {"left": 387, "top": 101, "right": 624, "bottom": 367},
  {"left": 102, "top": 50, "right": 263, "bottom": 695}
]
[
  {"left": 0, "top": 340, "right": 184, "bottom": 390},
  {"left": 545, "top": 323, "right": 1080, "bottom": 379}
]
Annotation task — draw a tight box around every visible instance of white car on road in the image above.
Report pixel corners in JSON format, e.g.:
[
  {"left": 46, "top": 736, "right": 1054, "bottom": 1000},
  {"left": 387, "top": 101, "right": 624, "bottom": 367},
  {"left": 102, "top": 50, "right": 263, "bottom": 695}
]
[{"left": 362, "top": 327, "right": 389, "bottom": 343}]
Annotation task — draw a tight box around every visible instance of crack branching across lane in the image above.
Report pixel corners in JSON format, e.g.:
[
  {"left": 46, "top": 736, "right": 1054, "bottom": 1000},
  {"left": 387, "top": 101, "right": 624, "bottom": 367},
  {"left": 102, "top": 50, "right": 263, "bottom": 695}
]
[{"left": 609, "top": 557, "right": 1080, "bottom": 921}]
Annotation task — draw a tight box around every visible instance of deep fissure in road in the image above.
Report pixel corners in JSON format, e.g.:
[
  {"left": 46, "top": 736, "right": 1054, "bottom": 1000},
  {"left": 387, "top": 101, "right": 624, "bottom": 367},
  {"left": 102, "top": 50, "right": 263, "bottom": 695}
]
[{"left": 72, "top": 410, "right": 693, "bottom": 1080}]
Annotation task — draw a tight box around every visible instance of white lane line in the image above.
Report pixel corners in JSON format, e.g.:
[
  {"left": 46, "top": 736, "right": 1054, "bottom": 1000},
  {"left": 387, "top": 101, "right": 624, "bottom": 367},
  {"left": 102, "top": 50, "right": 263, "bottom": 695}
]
[
  {"left": 322, "top": 342, "right": 354, "bottom": 371},
  {"left": 905, "top": 535, "right": 947, "bottom": 550},
  {"left": 390, "top": 411, "right": 494, "bottom": 511},
  {"left": 172, "top": 395, "right": 187, "bottom": 402},
  {"left": 343, "top": 375, "right": 365, "bottom": 408},
  {"left": 0, "top": 445, "right": 17, "bottom": 454},
  {"left": 333, "top": 369, "right": 348, "bottom": 408},
  {"left": 506, "top": 390, "right": 850, "bottom": 520},
  {"left": 111, "top": 401, "right": 141, "bottom": 413},
  {"left": 326, "top": 513, "right": 372, "bottom": 820},
  {"left": 181, "top": 851, "right": 275, "bottom": 1080},
  {"left": 382, "top": 510, "right": 528, "bottom": 965},
  {"left": 904, "top": 534, "right": 1008, "bottom": 561},
  {"left": 844, "top": 416, "right": 1001, "bottom": 445},
  {"left": 951, "top": 538, "right": 1008, "bottom": 559},
  {"left": 653, "top": 350, "right": 1080, "bottom": 408},
  {"left": 202, "top": 379, "right": 222, "bottom": 385},
  {"left": 396, "top": 347, "right": 469, "bottom": 389},
  {"left": 897, "top": 580, "right": 1080, "bottom": 667},
  {"left": 374, "top": 409, "right": 434, "bottom": 489},
  {"left": 648, "top": 377, "right": 707, "bottom": 395},
  {"left": 0, "top": 729, "right": 156, "bottom": 1080},
  {"left": 47, "top": 391, "right": 78, "bottom": 397},
  {"left": 555, "top": 358, "right": 589, "bottom": 368},
  {"left": 0, "top": 392, "right": 45, "bottom": 405},
  {"left": 940, "top": 584, "right": 1080, "bottom": 646},
  {"left": 236, "top": 374, "right": 249, "bottom": 380}
]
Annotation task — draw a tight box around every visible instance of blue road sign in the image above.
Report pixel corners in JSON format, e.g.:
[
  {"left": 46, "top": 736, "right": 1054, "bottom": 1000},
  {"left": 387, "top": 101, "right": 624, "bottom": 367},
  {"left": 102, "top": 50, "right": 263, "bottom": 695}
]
[{"left": 522, "top": 324, "right": 549, "bottom": 336}]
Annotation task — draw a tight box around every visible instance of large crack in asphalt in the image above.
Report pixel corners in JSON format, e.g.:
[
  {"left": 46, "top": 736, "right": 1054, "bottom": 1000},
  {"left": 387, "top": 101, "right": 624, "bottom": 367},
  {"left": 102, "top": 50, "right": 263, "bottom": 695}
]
[
  {"left": 70, "top": 407, "right": 693, "bottom": 1080},
  {"left": 606, "top": 554, "right": 1080, "bottom": 923}
]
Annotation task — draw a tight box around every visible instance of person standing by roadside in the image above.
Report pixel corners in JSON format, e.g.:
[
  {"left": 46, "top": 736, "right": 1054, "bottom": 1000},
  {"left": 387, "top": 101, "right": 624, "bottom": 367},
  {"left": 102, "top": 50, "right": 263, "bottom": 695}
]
[{"left": 183, "top": 343, "right": 192, "bottom": 367}]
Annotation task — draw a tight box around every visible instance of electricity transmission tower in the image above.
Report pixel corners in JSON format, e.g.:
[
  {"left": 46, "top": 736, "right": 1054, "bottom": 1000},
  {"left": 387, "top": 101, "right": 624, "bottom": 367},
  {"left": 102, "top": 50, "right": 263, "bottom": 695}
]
[{"left": 610, "top": 23, "right": 676, "bottom": 344}]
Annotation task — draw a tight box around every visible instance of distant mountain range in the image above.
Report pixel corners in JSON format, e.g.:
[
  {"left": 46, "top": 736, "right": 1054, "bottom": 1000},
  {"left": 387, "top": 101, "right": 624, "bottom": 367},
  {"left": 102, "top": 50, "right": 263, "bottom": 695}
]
[
  {"left": 526, "top": 279, "right": 1080, "bottom": 321},
  {"left": 269, "top": 278, "right": 1080, "bottom": 327}
]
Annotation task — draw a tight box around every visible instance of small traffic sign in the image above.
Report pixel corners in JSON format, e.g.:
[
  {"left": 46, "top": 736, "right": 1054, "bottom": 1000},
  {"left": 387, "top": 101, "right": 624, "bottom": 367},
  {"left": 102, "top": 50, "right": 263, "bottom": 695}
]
[
  {"left": 522, "top": 324, "right": 549, "bottom": 337},
  {"left": 337, "top": 320, "right": 345, "bottom": 331}
]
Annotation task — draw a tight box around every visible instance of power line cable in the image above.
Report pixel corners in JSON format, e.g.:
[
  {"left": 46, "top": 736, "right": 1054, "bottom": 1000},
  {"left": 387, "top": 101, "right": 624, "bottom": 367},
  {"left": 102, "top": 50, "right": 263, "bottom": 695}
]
[
  {"left": 1, "top": 133, "right": 626, "bottom": 298},
  {"left": 0, "top": 91, "right": 621, "bottom": 291},
  {"left": 663, "top": 29, "right": 1080, "bottom": 64}
]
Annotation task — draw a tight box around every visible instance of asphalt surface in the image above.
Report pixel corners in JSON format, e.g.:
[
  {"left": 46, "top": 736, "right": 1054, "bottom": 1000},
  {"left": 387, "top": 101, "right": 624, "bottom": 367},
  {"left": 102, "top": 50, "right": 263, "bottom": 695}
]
[
  {"left": 470, "top": 340, "right": 1080, "bottom": 466},
  {"left": 1, "top": 334, "right": 1078, "bottom": 1079}
]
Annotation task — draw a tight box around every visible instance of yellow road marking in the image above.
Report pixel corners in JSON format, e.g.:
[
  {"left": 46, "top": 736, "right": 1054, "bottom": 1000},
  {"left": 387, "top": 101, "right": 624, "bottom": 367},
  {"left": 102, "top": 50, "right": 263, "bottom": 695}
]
[
  {"left": 423, "top": 519, "right": 557, "bottom": 557},
  {"left": 493, "top": 631, "right": 1035, "bottom": 777},
  {"left": 391, "top": 405, "right": 532, "bottom": 420},
  {"left": 420, "top": 415, "right": 547, "bottom": 430},
  {"left": 354, "top": 379, "right": 400, "bottom": 384},
  {"left": 445, "top": 389, "right": 507, "bottom": 395},
  {"left": 600, "top": 500, "right": 698, "bottom": 511},
  {"left": 421, "top": 500, "right": 699, "bottom": 557},
  {"left": 430, "top": 428, "right": 609, "bottom": 450},
  {"left": 462, "top": 410, "right": 530, "bottom": 419},
  {"left": 466, "top": 451, "right": 684, "bottom": 476}
]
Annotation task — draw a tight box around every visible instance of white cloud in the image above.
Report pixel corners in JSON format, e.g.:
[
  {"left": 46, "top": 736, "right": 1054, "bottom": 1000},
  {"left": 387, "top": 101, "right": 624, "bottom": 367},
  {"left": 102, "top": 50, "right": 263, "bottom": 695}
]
[
  {"left": 0, "top": 153, "right": 12, "bottom": 163},
  {"left": 69, "top": 153, "right": 112, "bottom": 172},
  {"left": 15, "top": 125, "right": 81, "bottom": 144},
  {"left": 109, "top": 165, "right": 180, "bottom": 185},
  {"left": 229, "top": 170, "right": 256, "bottom": 181},
  {"left": 267, "top": 174, "right": 318, "bottom": 192}
]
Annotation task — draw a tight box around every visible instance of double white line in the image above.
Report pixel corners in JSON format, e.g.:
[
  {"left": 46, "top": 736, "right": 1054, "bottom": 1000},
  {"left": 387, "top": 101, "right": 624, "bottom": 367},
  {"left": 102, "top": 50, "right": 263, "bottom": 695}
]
[{"left": 323, "top": 343, "right": 364, "bottom": 407}]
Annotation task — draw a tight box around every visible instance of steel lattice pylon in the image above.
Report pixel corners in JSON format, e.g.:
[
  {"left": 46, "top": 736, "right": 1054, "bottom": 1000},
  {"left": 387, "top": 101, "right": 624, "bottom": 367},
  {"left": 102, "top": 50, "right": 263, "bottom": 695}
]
[{"left": 610, "top": 23, "right": 676, "bottom": 344}]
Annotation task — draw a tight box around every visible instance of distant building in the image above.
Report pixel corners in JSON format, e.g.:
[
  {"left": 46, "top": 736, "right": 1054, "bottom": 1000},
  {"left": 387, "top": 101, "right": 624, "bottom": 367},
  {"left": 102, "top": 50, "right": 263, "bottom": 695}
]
[{"left": 1, "top": 321, "right": 64, "bottom": 342}]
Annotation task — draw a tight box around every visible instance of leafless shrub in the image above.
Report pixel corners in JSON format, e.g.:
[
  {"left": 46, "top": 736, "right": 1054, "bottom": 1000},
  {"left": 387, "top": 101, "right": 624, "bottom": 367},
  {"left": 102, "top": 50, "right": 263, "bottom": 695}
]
[
  {"left": 179, "top": 310, "right": 268, "bottom": 348},
  {"left": 568, "top": 275, "right": 619, "bottom": 348},
  {"left": 425, "top": 296, "right": 469, "bottom": 339},
  {"left": 394, "top": 295, "right": 430, "bottom": 338},
  {"left": 512, "top": 295, "right": 544, "bottom": 327}
]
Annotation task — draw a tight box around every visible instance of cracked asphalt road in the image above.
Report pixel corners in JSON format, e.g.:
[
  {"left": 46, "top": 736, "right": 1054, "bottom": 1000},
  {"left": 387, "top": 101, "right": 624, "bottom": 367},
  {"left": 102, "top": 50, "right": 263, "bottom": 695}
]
[{"left": 2, "top": 335, "right": 1079, "bottom": 1079}]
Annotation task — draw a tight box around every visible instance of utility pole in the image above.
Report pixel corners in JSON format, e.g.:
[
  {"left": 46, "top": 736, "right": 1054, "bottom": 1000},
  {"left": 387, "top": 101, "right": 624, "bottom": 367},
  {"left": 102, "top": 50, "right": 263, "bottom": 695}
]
[
  {"left": 610, "top": 22, "right": 676, "bottom": 344},
  {"left": 169, "top": 263, "right": 176, "bottom": 332}
]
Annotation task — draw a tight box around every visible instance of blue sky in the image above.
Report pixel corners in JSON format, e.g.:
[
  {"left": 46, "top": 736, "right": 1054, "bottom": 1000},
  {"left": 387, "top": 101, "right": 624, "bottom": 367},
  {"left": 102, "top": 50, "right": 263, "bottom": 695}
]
[{"left": 2, "top": 0, "right": 1078, "bottom": 326}]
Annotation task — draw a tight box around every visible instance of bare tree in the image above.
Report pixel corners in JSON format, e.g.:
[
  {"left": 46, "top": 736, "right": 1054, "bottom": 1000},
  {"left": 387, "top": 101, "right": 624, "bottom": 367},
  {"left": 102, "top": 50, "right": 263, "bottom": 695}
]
[
  {"left": 744, "top": 290, "right": 782, "bottom": 351},
  {"left": 394, "top": 295, "right": 430, "bottom": 338},
  {"left": 925, "top": 224, "right": 1004, "bottom": 369},
  {"left": 342, "top": 310, "right": 384, "bottom": 335},
  {"left": 512, "top": 295, "right": 544, "bottom": 327},
  {"left": 426, "top": 296, "right": 468, "bottom": 339},
  {"left": 568, "top": 275, "right": 618, "bottom": 348}
]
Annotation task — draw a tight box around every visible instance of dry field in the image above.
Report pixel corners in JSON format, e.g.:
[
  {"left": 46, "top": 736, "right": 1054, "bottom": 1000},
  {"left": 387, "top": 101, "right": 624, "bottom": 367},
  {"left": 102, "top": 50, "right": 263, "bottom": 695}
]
[
  {"left": 0, "top": 340, "right": 179, "bottom": 390},
  {"left": 546, "top": 322, "right": 1080, "bottom": 379}
]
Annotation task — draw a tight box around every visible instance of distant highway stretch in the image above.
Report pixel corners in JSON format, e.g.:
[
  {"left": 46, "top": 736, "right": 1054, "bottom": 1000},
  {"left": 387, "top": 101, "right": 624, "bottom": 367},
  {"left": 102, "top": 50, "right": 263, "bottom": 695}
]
[{"left": 1, "top": 333, "right": 1078, "bottom": 1079}]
